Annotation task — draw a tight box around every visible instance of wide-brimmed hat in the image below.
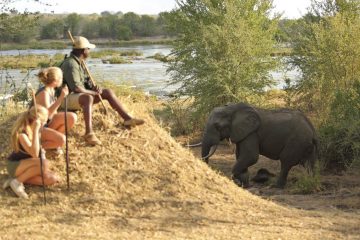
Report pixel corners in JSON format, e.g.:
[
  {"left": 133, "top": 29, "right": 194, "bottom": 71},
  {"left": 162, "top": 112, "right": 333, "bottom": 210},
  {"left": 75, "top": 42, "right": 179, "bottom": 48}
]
[{"left": 73, "top": 36, "right": 96, "bottom": 49}]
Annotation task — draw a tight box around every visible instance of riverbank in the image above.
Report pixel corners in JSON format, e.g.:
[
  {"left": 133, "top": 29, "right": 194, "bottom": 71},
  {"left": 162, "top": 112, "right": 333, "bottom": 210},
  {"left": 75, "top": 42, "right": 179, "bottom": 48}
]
[{"left": 0, "top": 37, "right": 176, "bottom": 51}]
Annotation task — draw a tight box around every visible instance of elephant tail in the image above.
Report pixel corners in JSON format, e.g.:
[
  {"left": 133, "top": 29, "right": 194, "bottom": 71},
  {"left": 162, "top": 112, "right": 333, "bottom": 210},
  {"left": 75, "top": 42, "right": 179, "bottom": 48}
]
[
  {"left": 306, "top": 137, "right": 318, "bottom": 174},
  {"left": 301, "top": 138, "right": 318, "bottom": 174}
]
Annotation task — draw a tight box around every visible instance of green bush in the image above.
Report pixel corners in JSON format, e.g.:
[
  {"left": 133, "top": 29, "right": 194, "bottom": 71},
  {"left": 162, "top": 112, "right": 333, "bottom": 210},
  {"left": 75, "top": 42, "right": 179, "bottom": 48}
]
[
  {"left": 290, "top": 1, "right": 360, "bottom": 171},
  {"left": 318, "top": 83, "right": 360, "bottom": 171},
  {"left": 319, "top": 120, "right": 360, "bottom": 172},
  {"left": 107, "top": 57, "right": 130, "bottom": 64},
  {"left": 291, "top": 171, "right": 321, "bottom": 194}
]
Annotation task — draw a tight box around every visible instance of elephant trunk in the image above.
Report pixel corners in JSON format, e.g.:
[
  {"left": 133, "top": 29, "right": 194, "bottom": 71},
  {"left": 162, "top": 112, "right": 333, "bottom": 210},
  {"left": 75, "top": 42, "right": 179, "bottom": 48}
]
[
  {"left": 201, "top": 140, "right": 218, "bottom": 163},
  {"left": 201, "top": 124, "right": 220, "bottom": 163}
]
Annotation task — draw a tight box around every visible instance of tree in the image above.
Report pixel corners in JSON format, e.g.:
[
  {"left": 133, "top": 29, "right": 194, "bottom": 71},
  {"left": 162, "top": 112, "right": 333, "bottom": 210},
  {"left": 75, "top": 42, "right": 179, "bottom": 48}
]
[
  {"left": 123, "top": 12, "right": 141, "bottom": 36},
  {"left": 40, "top": 18, "right": 63, "bottom": 39},
  {"left": 138, "top": 15, "right": 157, "bottom": 36},
  {"left": 64, "top": 13, "right": 81, "bottom": 34},
  {"left": 157, "top": 11, "right": 177, "bottom": 36},
  {"left": 0, "top": 1, "right": 39, "bottom": 43},
  {"left": 291, "top": 0, "right": 360, "bottom": 120},
  {"left": 98, "top": 13, "right": 119, "bottom": 38},
  {"left": 290, "top": 0, "right": 360, "bottom": 170},
  {"left": 114, "top": 24, "right": 132, "bottom": 40},
  {"left": 82, "top": 17, "right": 100, "bottom": 39},
  {"left": 167, "top": 0, "right": 279, "bottom": 116}
]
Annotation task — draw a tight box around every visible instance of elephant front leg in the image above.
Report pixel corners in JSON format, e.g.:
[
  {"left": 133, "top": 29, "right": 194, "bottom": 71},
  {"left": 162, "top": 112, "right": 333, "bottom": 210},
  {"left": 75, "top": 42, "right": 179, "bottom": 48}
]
[{"left": 232, "top": 133, "right": 259, "bottom": 188}]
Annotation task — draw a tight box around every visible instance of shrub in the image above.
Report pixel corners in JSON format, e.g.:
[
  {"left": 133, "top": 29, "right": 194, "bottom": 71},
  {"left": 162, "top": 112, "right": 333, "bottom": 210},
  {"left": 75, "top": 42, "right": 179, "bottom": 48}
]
[{"left": 291, "top": 171, "right": 321, "bottom": 194}]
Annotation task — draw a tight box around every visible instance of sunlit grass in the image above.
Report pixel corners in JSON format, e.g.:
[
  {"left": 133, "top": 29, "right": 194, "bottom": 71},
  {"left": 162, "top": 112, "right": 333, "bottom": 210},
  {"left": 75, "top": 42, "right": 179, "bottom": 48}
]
[{"left": 0, "top": 54, "right": 64, "bottom": 69}]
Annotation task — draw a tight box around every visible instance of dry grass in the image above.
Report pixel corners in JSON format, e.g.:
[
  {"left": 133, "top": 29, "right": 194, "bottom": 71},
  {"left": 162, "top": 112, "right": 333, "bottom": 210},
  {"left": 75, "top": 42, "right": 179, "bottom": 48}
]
[{"left": 0, "top": 98, "right": 359, "bottom": 239}]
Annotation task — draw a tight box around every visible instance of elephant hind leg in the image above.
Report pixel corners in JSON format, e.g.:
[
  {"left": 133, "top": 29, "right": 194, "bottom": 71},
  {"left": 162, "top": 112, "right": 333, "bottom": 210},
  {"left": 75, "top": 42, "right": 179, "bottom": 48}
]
[
  {"left": 278, "top": 140, "right": 311, "bottom": 188},
  {"left": 276, "top": 164, "right": 291, "bottom": 188},
  {"left": 232, "top": 133, "right": 259, "bottom": 188}
]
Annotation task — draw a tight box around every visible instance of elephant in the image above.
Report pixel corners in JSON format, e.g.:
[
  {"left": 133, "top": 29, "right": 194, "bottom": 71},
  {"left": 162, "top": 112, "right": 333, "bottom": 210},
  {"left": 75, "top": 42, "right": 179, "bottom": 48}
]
[{"left": 201, "top": 102, "right": 317, "bottom": 188}]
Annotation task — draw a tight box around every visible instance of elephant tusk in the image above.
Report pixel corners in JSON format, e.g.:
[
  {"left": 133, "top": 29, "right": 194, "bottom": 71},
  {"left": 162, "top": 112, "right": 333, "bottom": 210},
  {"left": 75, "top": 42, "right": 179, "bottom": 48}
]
[
  {"left": 201, "top": 145, "right": 218, "bottom": 160},
  {"left": 185, "top": 142, "right": 202, "bottom": 147}
]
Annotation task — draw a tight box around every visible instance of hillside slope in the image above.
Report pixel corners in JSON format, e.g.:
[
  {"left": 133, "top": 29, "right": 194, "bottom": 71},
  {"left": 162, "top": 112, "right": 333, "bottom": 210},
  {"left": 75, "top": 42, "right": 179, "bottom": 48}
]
[{"left": 0, "top": 99, "right": 359, "bottom": 239}]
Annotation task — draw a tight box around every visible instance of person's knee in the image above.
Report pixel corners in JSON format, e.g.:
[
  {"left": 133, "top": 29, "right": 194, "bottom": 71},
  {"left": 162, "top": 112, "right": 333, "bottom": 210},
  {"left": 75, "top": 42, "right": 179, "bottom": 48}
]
[
  {"left": 60, "top": 134, "right": 66, "bottom": 145},
  {"left": 68, "top": 112, "right": 77, "bottom": 125},
  {"left": 54, "top": 132, "right": 65, "bottom": 146},
  {"left": 102, "top": 88, "right": 114, "bottom": 98},
  {"left": 79, "top": 94, "right": 94, "bottom": 107}
]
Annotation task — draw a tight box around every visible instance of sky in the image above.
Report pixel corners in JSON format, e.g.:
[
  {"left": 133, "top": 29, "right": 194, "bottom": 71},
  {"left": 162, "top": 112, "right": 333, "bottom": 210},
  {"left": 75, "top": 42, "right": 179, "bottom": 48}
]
[{"left": 10, "top": 0, "right": 312, "bottom": 19}]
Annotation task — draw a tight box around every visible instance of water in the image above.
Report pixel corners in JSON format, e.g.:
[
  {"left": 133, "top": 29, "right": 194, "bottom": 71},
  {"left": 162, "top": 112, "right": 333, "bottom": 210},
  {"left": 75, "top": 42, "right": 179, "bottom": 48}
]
[{"left": 0, "top": 45, "right": 300, "bottom": 98}]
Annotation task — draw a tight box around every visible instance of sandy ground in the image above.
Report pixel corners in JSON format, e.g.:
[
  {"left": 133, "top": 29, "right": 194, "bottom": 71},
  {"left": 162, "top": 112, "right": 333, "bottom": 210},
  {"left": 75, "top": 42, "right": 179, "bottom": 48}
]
[{"left": 0, "top": 100, "right": 359, "bottom": 239}]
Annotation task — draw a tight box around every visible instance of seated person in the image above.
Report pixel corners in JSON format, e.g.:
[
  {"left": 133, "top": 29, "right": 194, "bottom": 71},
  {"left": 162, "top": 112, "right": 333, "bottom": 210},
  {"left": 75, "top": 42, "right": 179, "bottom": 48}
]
[
  {"left": 60, "top": 36, "right": 144, "bottom": 146},
  {"left": 3, "top": 106, "right": 59, "bottom": 199},
  {"left": 35, "top": 67, "right": 77, "bottom": 154}
]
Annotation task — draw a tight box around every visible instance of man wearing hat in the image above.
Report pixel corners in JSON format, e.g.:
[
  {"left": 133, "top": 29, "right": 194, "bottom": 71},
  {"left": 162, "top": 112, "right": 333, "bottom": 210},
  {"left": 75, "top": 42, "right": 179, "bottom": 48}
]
[{"left": 60, "top": 36, "right": 144, "bottom": 145}]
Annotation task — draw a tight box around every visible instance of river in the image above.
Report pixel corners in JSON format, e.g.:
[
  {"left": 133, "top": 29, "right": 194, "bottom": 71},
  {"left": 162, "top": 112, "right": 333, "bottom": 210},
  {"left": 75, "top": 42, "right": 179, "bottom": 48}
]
[{"left": 0, "top": 45, "right": 300, "bottom": 98}]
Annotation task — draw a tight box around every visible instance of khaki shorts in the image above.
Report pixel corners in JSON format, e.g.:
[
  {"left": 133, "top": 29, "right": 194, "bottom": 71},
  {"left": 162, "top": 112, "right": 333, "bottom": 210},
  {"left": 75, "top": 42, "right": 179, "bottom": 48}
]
[
  {"left": 60, "top": 93, "right": 83, "bottom": 111},
  {"left": 6, "top": 160, "right": 21, "bottom": 178}
]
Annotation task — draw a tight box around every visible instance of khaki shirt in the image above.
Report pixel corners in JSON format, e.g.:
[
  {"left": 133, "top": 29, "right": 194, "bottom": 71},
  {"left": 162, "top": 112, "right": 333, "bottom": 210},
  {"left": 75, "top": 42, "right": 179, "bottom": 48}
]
[{"left": 60, "top": 53, "right": 89, "bottom": 93}]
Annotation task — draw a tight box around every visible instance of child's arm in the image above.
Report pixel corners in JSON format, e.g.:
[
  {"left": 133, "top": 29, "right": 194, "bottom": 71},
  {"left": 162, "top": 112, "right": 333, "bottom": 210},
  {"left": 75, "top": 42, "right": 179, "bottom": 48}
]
[{"left": 18, "top": 119, "right": 42, "bottom": 158}]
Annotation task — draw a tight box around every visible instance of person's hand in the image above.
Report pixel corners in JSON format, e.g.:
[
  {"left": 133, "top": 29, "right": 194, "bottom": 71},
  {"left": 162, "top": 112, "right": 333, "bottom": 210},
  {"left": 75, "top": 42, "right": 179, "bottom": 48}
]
[
  {"left": 34, "top": 118, "right": 42, "bottom": 130},
  {"left": 60, "top": 85, "right": 69, "bottom": 98},
  {"left": 94, "top": 85, "right": 102, "bottom": 95}
]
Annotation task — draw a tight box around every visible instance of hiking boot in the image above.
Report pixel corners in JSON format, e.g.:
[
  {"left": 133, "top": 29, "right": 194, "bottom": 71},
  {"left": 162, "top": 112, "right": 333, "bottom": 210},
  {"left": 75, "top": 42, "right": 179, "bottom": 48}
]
[
  {"left": 123, "top": 118, "right": 145, "bottom": 127},
  {"left": 10, "top": 179, "right": 29, "bottom": 199},
  {"left": 2, "top": 178, "right": 12, "bottom": 190},
  {"left": 84, "top": 133, "right": 102, "bottom": 146}
]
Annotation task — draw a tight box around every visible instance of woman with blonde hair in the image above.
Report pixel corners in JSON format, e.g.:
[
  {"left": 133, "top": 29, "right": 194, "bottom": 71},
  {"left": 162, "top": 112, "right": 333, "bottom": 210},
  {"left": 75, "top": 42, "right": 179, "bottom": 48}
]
[
  {"left": 35, "top": 67, "right": 77, "bottom": 154},
  {"left": 3, "top": 106, "right": 59, "bottom": 199}
]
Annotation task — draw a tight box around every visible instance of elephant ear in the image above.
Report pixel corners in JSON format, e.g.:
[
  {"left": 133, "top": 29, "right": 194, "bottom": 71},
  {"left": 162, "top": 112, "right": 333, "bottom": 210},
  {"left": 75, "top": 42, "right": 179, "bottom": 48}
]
[{"left": 230, "top": 108, "right": 260, "bottom": 143}]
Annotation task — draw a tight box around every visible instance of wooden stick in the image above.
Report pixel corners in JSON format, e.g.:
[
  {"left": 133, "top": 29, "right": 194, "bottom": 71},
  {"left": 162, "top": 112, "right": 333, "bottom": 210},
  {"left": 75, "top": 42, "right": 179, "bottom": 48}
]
[
  {"left": 66, "top": 30, "right": 108, "bottom": 114},
  {"left": 64, "top": 96, "right": 70, "bottom": 190}
]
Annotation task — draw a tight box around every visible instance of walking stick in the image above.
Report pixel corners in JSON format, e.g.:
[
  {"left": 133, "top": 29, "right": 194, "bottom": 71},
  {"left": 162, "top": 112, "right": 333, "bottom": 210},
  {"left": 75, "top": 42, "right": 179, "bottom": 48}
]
[
  {"left": 30, "top": 88, "right": 47, "bottom": 204},
  {"left": 64, "top": 95, "right": 70, "bottom": 190},
  {"left": 66, "top": 30, "right": 108, "bottom": 114}
]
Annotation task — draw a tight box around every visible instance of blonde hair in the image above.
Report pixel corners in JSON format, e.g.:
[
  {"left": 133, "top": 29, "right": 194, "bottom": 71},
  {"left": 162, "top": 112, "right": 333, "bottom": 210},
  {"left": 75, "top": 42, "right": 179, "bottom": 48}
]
[
  {"left": 11, "top": 105, "right": 48, "bottom": 152},
  {"left": 38, "top": 67, "right": 63, "bottom": 85}
]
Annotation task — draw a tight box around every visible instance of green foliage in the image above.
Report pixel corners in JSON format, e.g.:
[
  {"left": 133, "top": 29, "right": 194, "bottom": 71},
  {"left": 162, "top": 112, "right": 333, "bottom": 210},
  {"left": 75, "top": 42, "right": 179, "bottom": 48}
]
[
  {"left": 291, "top": 0, "right": 360, "bottom": 117},
  {"left": 290, "top": 0, "right": 360, "bottom": 171},
  {"left": 275, "top": 19, "right": 302, "bottom": 43},
  {"left": 64, "top": 13, "right": 82, "bottom": 35},
  {"left": 107, "top": 56, "right": 130, "bottom": 64},
  {"left": 291, "top": 170, "right": 321, "bottom": 194},
  {"left": 123, "top": 12, "right": 141, "bottom": 36},
  {"left": 114, "top": 25, "right": 133, "bottom": 40},
  {"left": 0, "top": 54, "right": 63, "bottom": 69},
  {"left": 153, "top": 99, "right": 203, "bottom": 136},
  {"left": 149, "top": 53, "right": 172, "bottom": 62},
  {"left": 138, "top": 15, "right": 157, "bottom": 37},
  {"left": 0, "top": 12, "right": 39, "bottom": 43},
  {"left": 1, "top": 9, "right": 174, "bottom": 43},
  {"left": 318, "top": 84, "right": 360, "bottom": 171},
  {"left": 90, "top": 49, "right": 142, "bottom": 59},
  {"left": 12, "top": 87, "right": 30, "bottom": 103},
  {"left": 40, "top": 19, "right": 63, "bottom": 39},
  {"left": 167, "top": 0, "right": 280, "bottom": 117}
]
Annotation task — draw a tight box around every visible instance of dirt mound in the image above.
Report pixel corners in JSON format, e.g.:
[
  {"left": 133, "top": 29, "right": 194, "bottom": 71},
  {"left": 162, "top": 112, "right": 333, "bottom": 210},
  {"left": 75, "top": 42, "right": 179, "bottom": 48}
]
[{"left": 0, "top": 100, "right": 359, "bottom": 239}]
